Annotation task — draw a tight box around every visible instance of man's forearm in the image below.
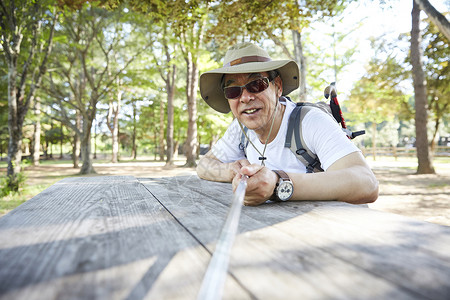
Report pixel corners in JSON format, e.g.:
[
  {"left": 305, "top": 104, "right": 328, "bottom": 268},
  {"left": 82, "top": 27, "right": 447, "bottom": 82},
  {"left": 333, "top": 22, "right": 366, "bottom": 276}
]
[
  {"left": 196, "top": 156, "right": 235, "bottom": 182},
  {"left": 289, "top": 165, "right": 379, "bottom": 204}
]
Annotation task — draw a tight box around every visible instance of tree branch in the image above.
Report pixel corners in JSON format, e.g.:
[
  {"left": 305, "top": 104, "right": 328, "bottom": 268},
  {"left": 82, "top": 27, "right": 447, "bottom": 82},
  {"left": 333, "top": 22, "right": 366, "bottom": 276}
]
[
  {"left": 97, "top": 42, "right": 152, "bottom": 100},
  {"left": 22, "top": 9, "right": 59, "bottom": 118},
  {"left": 267, "top": 30, "right": 294, "bottom": 59},
  {"left": 18, "top": 8, "right": 40, "bottom": 103},
  {"left": 414, "top": 0, "right": 450, "bottom": 41}
]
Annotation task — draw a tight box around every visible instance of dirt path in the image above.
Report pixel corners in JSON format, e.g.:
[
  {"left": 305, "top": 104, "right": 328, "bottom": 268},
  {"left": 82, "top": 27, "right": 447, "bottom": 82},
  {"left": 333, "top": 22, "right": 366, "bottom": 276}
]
[
  {"left": 2, "top": 158, "right": 449, "bottom": 226},
  {"left": 367, "top": 160, "right": 450, "bottom": 226},
  {"left": 24, "top": 160, "right": 198, "bottom": 186}
]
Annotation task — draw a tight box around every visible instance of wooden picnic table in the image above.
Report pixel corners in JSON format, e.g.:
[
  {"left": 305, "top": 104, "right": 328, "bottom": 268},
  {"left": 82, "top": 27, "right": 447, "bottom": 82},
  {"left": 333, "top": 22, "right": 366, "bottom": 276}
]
[{"left": 0, "top": 175, "right": 449, "bottom": 300}]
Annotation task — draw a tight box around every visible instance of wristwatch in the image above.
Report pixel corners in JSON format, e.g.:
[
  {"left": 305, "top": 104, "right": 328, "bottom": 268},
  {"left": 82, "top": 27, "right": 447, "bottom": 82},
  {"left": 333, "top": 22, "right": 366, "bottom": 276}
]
[{"left": 272, "top": 170, "right": 294, "bottom": 201}]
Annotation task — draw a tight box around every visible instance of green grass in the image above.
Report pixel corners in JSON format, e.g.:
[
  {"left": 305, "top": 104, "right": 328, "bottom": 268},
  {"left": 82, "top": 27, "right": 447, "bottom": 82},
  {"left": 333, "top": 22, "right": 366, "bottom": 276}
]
[
  {"left": 0, "top": 183, "right": 51, "bottom": 216},
  {"left": 428, "top": 182, "right": 449, "bottom": 188},
  {"left": 0, "top": 158, "right": 150, "bottom": 168}
]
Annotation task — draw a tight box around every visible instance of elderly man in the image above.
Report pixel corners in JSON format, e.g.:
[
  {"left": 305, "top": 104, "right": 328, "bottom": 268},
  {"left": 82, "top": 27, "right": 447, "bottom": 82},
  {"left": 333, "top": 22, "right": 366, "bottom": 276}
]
[{"left": 197, "top": 42, "right": 378, "bottom": 206}]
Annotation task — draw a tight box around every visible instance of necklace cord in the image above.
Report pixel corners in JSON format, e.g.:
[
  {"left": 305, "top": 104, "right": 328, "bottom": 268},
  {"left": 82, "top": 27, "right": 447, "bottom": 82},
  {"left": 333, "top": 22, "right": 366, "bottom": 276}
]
[{"left": 238, "top": 98, "right": 279, "bottom": 166}]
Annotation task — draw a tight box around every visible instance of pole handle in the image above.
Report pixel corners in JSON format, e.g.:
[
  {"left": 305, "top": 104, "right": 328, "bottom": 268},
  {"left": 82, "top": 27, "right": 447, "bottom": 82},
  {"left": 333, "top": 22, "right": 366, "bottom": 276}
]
[{"left": 324, "top": 82, "right": 337, "bottom": 99}]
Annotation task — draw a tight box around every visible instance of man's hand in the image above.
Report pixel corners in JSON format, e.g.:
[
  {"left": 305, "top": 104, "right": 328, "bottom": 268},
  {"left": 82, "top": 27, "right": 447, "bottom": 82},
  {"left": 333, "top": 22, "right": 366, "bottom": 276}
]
[
  {"left": 197, "top": 151, "right": 250, "bottom": 182},
  {"left": 229, "top": 159, "right": 251, "bottom": 179},
  {"left": 232, "top": 164, "right": 278, "bottom": 206}
]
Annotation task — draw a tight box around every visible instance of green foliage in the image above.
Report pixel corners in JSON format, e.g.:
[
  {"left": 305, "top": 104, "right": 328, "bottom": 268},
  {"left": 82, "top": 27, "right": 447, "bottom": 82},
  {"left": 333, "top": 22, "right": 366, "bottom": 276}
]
[
  {"left": 0, "top": 171, "right": 27, "bottom": 198},
  {"left": 207, "top": 0, "right": 353, "bottom": 49},
  {"left": 41, "top": 3, "right": 149, "bottom": 140},
  {"left": 45, "top": 127, "right": 68, "bottom": 144},
  {"left": 135, "top": 100, "right": 162, "bottom": 151},
  {"left": 346, "top": 36, "right": 413, "bottom": 126},
  {"left": 303, "top": 27, "right": 358, "bottom": 101},
  {"left": 0, "top": 177, "right": 52, "bottom": 215},
  {"left": 197, "top": 112, "right": 233, "bottom": 144},
  {"left": 422, "top": 17, "right": 450, "bottom": 134}
]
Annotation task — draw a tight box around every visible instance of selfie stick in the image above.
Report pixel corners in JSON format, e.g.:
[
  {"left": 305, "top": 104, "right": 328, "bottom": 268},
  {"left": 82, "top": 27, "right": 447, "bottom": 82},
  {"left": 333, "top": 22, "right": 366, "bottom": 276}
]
[{"left": 197, "top": 175, "right": 248, "bottom": 300}]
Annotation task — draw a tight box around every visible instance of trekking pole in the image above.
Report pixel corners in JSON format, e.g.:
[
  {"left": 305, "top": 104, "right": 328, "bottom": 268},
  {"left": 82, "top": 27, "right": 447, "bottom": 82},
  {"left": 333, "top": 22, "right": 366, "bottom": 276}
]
[
  {"left": 197, "top": 175, "right": 249, "bottom": 300},
  {"left": 324, "top": 82, "right": 347, "bottom": 129},
  {"left": 324, "top": 82, "right": 365, "bottom": 139}
]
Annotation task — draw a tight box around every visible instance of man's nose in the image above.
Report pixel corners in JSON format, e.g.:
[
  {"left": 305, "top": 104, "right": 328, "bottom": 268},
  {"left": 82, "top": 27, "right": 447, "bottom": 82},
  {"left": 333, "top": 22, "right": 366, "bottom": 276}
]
[{"left": 239, "top": 87, "right": 254, "bottom": 103}]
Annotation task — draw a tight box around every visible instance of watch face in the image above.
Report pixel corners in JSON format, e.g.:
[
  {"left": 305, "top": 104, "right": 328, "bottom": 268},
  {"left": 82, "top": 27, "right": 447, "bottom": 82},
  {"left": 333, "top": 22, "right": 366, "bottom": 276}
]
[{"left": 277, "top": 181, "right": 293, "bottom": 201}]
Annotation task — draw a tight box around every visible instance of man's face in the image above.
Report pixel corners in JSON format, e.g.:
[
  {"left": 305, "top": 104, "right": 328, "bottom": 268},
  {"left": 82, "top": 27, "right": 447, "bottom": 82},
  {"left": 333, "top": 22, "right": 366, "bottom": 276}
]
[{"left": 223, "top": 72, "right": 282, "bottom": 135}]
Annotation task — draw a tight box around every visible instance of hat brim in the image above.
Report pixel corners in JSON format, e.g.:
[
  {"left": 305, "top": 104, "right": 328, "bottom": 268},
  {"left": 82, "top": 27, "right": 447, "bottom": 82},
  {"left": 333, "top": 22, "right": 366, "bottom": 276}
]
[{"left": 200, "top": 60, "right": 299, "bottom": 113}]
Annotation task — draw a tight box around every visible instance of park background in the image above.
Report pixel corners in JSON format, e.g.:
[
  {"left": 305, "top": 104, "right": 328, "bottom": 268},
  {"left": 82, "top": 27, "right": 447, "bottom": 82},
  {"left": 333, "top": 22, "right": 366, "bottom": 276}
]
[{"left": 1, "top": 0, "right": 449, "bottom": 224}]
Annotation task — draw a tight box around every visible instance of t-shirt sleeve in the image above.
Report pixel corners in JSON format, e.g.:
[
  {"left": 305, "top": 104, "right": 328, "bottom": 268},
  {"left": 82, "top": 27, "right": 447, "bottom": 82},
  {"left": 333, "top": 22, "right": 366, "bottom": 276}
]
[
  {"left": 211, "top": 119, "right": 247, "bottom": 163},
  {"left": 302, "top": 109, "right": 360, "bottom": 171}
]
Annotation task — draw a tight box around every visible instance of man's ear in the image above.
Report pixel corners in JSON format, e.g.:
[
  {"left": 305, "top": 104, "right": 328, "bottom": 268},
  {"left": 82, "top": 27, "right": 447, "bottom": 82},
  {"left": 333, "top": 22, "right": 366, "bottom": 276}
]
[{"left": 275, "top": 76, "right": 283, "bottom": 97}]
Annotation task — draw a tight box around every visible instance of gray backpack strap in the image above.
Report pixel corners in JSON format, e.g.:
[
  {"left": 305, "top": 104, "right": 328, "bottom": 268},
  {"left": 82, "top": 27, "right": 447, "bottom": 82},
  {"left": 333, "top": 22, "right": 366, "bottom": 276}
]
[
  {"left": 285, "top": 104, "right": 301, "bottom": 148},
  {"left": 239, "top": 126, "right": 249, "bottom": 157},
  {"left": 285, "top": 103, "right": 324, "bottom": 173}
]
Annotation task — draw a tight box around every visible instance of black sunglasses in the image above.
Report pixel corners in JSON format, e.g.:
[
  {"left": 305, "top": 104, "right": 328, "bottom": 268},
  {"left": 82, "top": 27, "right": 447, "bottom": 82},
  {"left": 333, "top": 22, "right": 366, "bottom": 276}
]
[{"left": 223, "top": 77, "right": 272, "bottom": 100}]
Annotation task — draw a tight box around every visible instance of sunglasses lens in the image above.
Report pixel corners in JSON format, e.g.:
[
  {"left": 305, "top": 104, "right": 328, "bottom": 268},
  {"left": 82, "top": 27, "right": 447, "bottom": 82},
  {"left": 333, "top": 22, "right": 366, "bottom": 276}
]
[
  {"left": 223, "top": 77, "right": 270, "bottom": 100},
  {"left": 224, "top": 86, "right": 242, "bottom": 99},
  {"left": 246, "top": 78, "right": 269, "bottom": 93}
]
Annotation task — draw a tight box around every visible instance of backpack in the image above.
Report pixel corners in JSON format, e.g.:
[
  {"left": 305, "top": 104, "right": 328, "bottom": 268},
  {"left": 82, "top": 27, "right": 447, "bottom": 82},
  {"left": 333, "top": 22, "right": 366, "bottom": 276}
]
[{"left": 239, "top": 83, "right": 365, "bottom": 173}]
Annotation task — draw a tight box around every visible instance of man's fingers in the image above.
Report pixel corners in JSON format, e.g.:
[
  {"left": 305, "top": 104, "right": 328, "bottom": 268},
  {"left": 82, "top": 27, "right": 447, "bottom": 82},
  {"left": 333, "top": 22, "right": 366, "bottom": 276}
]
[
  {"left": 243, "top": 195, "right": 266, "bottom": 206},
  {"left": 240, "top": 164, "right": 264, "bottom": 176},
  {"left": 231, "top": 172, "right": 241, "bottom": 192},
  {"left": 238, "top": 159, "right": 251, "bottom": 168}
]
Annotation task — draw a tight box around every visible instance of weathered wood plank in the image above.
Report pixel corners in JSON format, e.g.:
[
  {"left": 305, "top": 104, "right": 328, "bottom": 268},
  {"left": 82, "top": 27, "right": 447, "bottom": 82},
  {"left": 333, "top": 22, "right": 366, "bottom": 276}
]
[
  {"left": 140, "top": 175, "right": 450, "bottom": 300},
  {"left": 0, "top": 176, "right": 249, "bottom": 300}
]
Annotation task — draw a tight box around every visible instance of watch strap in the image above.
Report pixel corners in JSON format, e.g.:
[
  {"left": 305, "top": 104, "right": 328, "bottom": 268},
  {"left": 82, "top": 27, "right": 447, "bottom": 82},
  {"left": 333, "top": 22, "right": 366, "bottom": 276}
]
[{"left": 273, "top": 170, "right": 290, "bottom": 181}]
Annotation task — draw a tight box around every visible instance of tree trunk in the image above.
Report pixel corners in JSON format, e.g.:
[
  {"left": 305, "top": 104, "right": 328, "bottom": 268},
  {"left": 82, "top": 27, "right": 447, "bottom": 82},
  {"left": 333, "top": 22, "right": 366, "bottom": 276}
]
[
  {"left": 292, "top": 30, "right": 307, "bottom": 102},
  {"left": 114, "top": 85, "right": 122, "bottom": 163},
  {"left": 32, "top": 98, "right": 41, "bottom": 166},
  {"left": 184, "top": 53, "right": 198, "bottom": 167},
  {"left": 77, "top": 118, "right": 95, "bottom": 174},
  {"left": 165, "top": 64, "right": 176, "bottom": 166},
  {"left": 0, "top": 141, "right": 4, "bottom": 161},
  {"left": 72, "top": 112, "right": 81, "bottom": 168},
  {"left": 7, "top": 127, "right": 23, "bottom": 185},
  {"left": 80, "top": 135, "right": 95, "bottom": 174},
  {"left": 173, "top": 140, "right": 179, "bottom": 160},
  {"left": 59, "top": 123, "right": 64, "bottom": 159},
  {"left": 110, "top": 125, "right": 118, "bottom": 162},
  {"left": 131, "top": 100, "right": 137, "bottom": 159},
  {"left": 430, "top": 117, "right": 439, "bottom": 153},
  {"left": 72, "top": 135, "right": 80, "bottom": 168},
  {"left": 371, "top": 122, "right": 377, "bottom": 161},
  {"left": 43, "top": 138, "right": 48, "bottom": 159},
  {"left": 411, "top": 1, "right": 435, "bottom": 174},
  {"left": 414, "top": 0, "right": 450, "bottom": 41},
  {"left": 159, "top": 100, "right": 165, "bottom": 161},
  {"left": 93, "top": 119, "right": 97, "bottom": 159},
  {"left": 106, "top": 78, "right": 122, "bottom": 164},
  {"left": 79, "top": 113, "right": 95, "bottom": 174},
  {"left": 6, "top": 59, "right": 23, "bottom": 188},
  {"left": 107, "top": 88, "right": 121, "bottom": 164}
]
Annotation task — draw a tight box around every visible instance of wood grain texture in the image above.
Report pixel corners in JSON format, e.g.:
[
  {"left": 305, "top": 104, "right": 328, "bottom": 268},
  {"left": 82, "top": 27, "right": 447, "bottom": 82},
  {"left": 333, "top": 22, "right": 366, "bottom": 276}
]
[
  {"left": 140, "top": 175, "right": 450, "bottom": 300},
  {"left": 0, "top": 176, "right": 249, "bottom": 300}
]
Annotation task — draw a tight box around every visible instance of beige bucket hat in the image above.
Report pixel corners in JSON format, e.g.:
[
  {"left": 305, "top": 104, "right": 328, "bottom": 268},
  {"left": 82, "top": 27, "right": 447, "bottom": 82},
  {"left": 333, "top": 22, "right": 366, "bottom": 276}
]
[{"left": 199, "top": 42, "right": 299, "bottom": 113}]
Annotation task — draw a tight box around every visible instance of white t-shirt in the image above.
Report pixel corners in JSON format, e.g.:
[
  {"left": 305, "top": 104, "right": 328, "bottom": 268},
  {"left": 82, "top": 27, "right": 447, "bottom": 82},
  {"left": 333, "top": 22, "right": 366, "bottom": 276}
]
[{"left": 211, "top": 100, "right": 360, "bottom": 173}]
